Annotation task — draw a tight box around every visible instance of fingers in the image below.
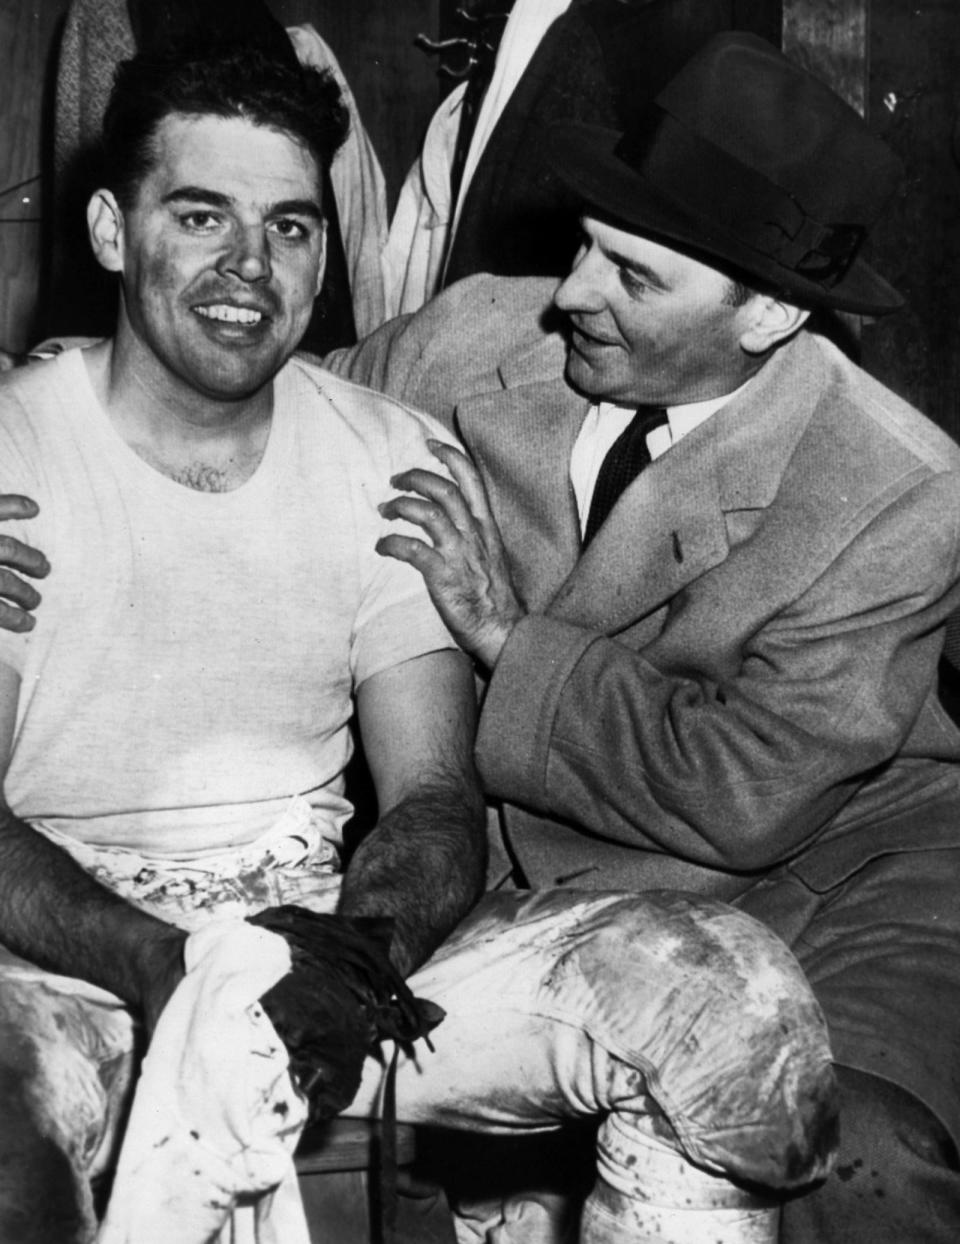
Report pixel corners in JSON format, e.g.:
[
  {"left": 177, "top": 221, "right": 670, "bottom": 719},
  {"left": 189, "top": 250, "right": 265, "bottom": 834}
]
[
  {"left": 0, "top": 496, "right": 40, "bottom": 521},
  {"left": 378, "top": 496, "right": 459, "bottom": 554},
  {"left": 0, "top": 568, "right": 42, "bottom": 610},
  {"left": 375, "top": 532, "right": 444, "bottom": 574},
  {"left": 384, "top": 465, "right": 476, "bottom": 535},
  {"left": 0, "top": 600, "right": 36, "bottom": 633},
  {"left": 0, "top": 533, "right": 49, "bottom": 580},
  {"left": 427, "top": 440, "right": 492, "bottom": 520}
]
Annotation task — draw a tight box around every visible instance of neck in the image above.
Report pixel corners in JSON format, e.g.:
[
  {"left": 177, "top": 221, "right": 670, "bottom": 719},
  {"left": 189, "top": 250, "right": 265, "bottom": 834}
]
[{"left": 85, "top": 335, "right": 274, "bottom": 492}]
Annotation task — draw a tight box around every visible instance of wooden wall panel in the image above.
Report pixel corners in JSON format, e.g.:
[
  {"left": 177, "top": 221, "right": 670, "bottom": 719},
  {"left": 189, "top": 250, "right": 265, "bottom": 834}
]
[
  {"left": 270, "top": 0, "right": 441, "bottom": 212},
  {"left": 862, "top": 0, "right": 960, "bottom": 442},
  {"left": 0, "top": 0, "right": 70, "bottom": 354}
]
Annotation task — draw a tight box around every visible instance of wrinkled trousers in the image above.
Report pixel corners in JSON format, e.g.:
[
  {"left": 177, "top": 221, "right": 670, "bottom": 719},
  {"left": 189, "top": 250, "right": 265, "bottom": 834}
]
[{"left": 0, "top": 886, "right": 837, "bottom": 1244}]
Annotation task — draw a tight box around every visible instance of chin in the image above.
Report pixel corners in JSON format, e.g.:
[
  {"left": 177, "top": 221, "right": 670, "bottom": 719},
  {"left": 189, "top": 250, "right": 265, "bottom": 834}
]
[
  {"left": 564, "top": 353, "right": 608, "bottom": 402},
  {"left": 192, "top": 351, "right": 288, "bottom": 401}
]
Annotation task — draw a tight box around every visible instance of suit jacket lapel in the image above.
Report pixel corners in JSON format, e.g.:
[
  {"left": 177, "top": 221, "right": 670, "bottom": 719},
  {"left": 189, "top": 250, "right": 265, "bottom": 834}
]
[
  {"left": 547, "top": 332, "right": 823, "bottom": 632},
  {"left": 456, "top": 337, "right": 589, "bottom": 612}
]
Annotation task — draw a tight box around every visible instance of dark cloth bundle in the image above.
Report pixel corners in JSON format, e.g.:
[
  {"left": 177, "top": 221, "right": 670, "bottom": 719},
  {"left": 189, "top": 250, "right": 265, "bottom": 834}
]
[{"left": 247, "top": 905, "right": 445, "bottom": 1123}]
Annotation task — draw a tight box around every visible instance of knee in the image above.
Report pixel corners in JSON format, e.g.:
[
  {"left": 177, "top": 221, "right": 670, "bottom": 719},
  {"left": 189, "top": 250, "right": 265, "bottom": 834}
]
[
  {"left": 0, "top": 1002, "right": 119, "bottom": 1244},
  {"left": 568, "top": 894, "right": 839, "bottom": 1191},
  {"left": 0, "top": 1055, "right": 88, "bottom": 1244}
]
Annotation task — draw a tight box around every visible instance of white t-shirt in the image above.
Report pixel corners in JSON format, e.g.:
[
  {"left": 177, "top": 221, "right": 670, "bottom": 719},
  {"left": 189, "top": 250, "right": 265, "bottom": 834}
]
[{"left": 0, "top": 350, "right": 456, "bottom": 857}]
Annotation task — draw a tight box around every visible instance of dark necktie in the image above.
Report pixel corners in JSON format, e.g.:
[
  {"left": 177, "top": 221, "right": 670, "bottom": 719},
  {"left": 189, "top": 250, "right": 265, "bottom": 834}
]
[{"left": 583, "top": 405, "right": 669, "bottom": 547}]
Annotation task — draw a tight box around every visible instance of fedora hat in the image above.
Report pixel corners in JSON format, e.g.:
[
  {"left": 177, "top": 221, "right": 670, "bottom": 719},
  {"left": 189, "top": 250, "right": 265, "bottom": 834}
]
[{"left": 547, "top": 31, "right": 903, "bottom": 314}]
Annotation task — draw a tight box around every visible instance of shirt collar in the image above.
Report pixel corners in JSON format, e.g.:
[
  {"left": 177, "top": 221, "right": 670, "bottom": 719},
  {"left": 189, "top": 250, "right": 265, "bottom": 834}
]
[{"left": 598, "top": 374, "right": 755, "bottom": 458}]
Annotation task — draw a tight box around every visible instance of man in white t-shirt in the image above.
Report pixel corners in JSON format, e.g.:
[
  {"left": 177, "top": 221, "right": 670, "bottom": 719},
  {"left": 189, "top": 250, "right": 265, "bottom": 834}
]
[
  {"left": 0, "top": 38, "right": 839, "bottom": 1244},
  {"left": 0, "top": 39, "right": 488, "bottom": 1243}
]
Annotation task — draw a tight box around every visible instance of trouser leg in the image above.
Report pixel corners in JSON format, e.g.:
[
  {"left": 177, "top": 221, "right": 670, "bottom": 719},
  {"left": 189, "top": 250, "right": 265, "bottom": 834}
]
[
  {"left": 735, "top": 840, "right": 960, "bottom": 1241},
  {"left": 348, "top": 889, "right": 838, "bottom": 1243},
  {"left": 780, "top": 1066, "right": 960, "bottom": 1244},
  {"left": 0, "top": 966, "right": 135, "bottom": 1244}
]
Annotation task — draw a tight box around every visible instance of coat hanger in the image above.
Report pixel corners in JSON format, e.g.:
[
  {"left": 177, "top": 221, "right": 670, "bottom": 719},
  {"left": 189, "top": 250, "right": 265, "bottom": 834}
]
[{"left": 415, "top": 3, "right": 513, "bottom": 81}]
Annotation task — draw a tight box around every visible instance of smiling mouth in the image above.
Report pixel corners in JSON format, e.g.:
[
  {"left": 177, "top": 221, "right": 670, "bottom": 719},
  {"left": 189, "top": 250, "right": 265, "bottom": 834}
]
[
  {"left": 194, "top": 304, "right": 265, "bottom": 326},
  {"left": 571, "top": 325, "right": 617, "bottom": 349}
]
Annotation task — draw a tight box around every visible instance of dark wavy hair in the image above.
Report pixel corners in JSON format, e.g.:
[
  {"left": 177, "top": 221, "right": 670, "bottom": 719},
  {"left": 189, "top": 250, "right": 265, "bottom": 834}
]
[{"left": 101, "top": 44, "right": 350, "bottom": 209}]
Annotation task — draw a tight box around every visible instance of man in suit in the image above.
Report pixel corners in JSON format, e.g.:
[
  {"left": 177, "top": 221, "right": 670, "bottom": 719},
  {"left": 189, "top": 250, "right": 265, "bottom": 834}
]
[{"left": 319, "top": 31, "right": 960, "bottom": 1244}]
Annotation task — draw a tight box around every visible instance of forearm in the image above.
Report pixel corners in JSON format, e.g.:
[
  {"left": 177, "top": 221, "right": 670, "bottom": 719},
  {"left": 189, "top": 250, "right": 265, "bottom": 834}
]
[
  {"left": 0, "top": 808, "right": 185, "bottom": 1018},
  {"left": 478, "top": 613, "right": 912, "bottom": 869},
  {"left": 337, "top": 775, "right": 486, "bottom": 978}
]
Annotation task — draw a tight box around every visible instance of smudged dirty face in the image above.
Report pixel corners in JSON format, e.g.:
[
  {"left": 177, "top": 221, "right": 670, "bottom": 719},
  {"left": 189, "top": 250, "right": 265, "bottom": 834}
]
[{"left": 107, "top": 112, "right": 326, "bottom": 405}]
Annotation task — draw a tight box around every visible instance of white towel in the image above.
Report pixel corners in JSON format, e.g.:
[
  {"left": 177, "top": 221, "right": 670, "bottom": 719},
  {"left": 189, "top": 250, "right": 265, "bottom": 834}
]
[{"left": 99, "top": 921, "right": 310, "bottom": 1244}]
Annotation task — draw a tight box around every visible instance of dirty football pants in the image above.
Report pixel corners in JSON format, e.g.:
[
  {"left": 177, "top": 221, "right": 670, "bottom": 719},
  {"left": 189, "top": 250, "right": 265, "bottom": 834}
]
[
  {"left": 0, "top": 888, "right": 836, "bottom": 1244},
  {"left": 352, "top": 889, "right": 837, "bottom": 1242}
]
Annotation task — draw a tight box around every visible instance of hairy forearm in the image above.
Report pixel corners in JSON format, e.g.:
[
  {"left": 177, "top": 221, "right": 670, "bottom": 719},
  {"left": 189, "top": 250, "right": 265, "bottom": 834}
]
[
  {"left": 337, "top": 775, "right": 486, "bottom": 978},
  {"left": 0, "top": 809, "right": 185, "bottom": 1017}
]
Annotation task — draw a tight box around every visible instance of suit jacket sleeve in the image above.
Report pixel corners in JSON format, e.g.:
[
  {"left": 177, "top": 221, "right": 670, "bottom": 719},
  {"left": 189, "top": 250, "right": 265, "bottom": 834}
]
[{"left": 477, "top": 445, "right": 960, "bottom": 872}]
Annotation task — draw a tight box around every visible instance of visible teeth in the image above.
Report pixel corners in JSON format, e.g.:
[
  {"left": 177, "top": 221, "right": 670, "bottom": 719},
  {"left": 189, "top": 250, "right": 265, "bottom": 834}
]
[{"left": 196, "top": 304, "right": 263, "bottom": 324}]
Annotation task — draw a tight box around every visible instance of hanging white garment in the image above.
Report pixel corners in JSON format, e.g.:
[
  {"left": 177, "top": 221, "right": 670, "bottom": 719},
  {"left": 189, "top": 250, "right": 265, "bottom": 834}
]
[
  {"left": 381, "top": 80, "right": 469, "bottom": 318},
  {"left": 382, "top": 0, "right": 573, "bottom": 316},
  {"left": 288, "top": 23, "right": 391, "bottom": 336}
]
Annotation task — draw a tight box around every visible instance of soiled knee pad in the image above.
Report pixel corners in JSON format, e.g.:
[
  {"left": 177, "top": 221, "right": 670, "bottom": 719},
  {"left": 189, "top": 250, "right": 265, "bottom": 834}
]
[
  {"left": 538, "top": 890, "right": 839, "bottom": 1189},
  {"left": 780, "top": 1066, "right": 960, "bottom": 1244}
]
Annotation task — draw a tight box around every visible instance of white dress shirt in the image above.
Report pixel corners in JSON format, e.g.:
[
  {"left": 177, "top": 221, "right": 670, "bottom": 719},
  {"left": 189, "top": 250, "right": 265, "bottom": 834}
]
[{"left": 569, "top": 381, "right": 752, "bottom": 534}]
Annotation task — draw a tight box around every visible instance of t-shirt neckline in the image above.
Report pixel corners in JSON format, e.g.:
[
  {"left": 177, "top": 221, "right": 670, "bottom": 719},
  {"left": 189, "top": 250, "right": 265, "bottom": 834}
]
[{"left": 61, "top": 347, "right": 290, "bottom": 511}]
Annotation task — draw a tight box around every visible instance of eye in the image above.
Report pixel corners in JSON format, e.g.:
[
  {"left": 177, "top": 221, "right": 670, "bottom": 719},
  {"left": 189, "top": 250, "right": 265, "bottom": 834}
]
[
  {"left": 619, "top": 268, "right": 647, "bottom": 298},
  {"left": 178, "top": 210, "right": 222, "bottom": 233},
  {"left": 268, "top": 217, "right": 311, "bottom": 242}
]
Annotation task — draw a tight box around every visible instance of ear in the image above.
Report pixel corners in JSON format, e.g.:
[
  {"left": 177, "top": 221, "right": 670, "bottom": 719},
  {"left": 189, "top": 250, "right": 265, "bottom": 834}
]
[
  {"left": 739, "top": 295, "right": 810, "bottom": 355},
  {"left": 87, "top": 190, "right": 125, "bottom": 274},
  {"left": 314, "top": 218, "right": 328, "bottom": 297}
]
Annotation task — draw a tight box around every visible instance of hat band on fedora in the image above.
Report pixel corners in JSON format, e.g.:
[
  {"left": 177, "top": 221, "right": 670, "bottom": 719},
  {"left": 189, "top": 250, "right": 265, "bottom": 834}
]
[{"left": 615, "top": 108, "right": 865, "bottom": 286}]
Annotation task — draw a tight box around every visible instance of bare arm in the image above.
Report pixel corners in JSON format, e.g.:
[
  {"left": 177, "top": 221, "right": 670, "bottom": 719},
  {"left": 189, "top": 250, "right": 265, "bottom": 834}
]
[
  {"left": 338, "top": 648, "right": 486, "bottom": 977},
  {"left": 0, "top": 663, "right": 184, "bottom": 1030}
]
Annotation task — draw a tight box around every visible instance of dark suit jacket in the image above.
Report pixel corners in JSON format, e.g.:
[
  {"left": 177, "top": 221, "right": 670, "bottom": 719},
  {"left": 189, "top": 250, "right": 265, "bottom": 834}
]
[
  {"left": 443, "top": 0, "right": 735, "bottom": 286},
  {"left": 327, "top": 274, "right": 960, "bottom": 901}
]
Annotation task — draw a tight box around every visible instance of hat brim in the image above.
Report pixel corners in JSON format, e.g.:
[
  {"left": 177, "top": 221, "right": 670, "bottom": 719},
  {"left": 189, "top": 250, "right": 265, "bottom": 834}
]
[{"left": 548, "top": 123, "right": 903, "bottom": 316}]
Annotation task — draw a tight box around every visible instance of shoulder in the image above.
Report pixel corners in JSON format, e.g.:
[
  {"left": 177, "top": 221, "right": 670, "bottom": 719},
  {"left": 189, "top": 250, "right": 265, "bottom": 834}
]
[
  {"left": 763, "top": 333, "right": 960, "bottom": 572},
  {"left": 406, "top": 273, "right": 563, "bottom": 374},
  {"left": 0, "top": 351, "right": 84, "bottom": 450},
  {"left": 805, "top": 333, "right": 960, "bottom": 479},
  {"left": 279, "top": 353, "right": 458, "bottom": 464},
  {"left": 321, "top": 275, "right": 565, "bottom": 421},
  {"left": 0, "top": 353, "right": 62, "bottom": 406}
]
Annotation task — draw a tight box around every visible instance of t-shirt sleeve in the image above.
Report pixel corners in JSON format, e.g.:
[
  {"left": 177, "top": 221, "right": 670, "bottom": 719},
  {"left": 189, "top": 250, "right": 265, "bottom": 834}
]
[{"left": 348, "top": 401, "right": 460, "bottom": 686}]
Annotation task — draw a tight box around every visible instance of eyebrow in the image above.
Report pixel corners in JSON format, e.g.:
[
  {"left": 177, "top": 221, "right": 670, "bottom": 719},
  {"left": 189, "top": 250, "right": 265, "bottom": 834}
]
[
  {"left": 162, "top": 187, "right": 324, "bottom": 221},
  {"left": 604, "top": 249, "right": 670, "bottom": 291}
]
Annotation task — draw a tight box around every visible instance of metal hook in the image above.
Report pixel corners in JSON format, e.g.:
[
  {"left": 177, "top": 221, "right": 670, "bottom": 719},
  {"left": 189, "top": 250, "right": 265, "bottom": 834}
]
[
  {"left": 414, "top": 33, "right": 480, "bottom": 79},
  {"left": 455, "top": 2, "right": 513, "bottom": 21},
  {"left": 414, "top": 3, "right": 511, "bottom": 80},
  {"left": 414, "top": 34, "right": 474, "bottom": 56}
]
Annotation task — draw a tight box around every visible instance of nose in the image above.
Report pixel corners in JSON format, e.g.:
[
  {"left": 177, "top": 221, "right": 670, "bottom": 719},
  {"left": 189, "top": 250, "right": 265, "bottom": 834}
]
[
  {"left": 555, "top": 244, "right": 605, "bottom": 315},
  {"left": 219, "top": 225, "right": 272, "bottom": 284}
]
